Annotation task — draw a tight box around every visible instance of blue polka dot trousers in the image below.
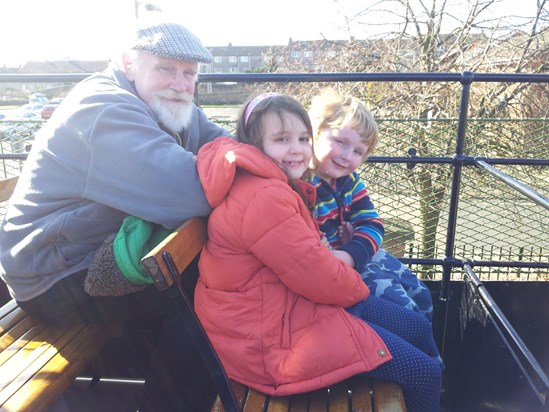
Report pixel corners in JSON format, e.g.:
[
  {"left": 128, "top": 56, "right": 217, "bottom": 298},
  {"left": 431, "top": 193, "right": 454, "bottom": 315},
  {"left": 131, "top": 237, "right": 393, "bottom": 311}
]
[{"left": 347, "top": 295, "right": 442, "bottom": 412}]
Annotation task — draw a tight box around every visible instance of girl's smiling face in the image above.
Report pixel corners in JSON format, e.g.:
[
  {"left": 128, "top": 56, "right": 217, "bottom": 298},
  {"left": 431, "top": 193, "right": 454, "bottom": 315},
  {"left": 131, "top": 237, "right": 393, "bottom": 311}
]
[{"left": 261, "top": 111, "right": 313, "bottom": 180}]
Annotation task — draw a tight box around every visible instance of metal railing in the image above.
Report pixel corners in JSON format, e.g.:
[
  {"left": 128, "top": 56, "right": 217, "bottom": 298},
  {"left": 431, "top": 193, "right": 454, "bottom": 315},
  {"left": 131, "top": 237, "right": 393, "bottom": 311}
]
[
  {"left": 463, "top": 263, "right": 549, "bottom": 404},
  {"left": 2, "top": 71, "right": 548, "bottom": 288}
]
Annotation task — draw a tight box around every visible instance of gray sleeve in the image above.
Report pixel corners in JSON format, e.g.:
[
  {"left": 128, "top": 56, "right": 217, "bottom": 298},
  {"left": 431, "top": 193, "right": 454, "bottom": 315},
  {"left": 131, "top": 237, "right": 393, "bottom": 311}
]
[
  {"left": 83, "top": 104, "right": 212, "bottom": 229},
  {"left": 190, "top": 106, "right": 233, "bottom": 151}
]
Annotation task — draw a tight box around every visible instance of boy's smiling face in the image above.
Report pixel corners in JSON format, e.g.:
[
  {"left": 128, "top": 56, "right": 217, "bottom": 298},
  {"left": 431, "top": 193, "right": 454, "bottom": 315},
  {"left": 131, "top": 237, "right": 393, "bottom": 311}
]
[{"left": 314, "top": 124, "right": 368, "bottom": 183}]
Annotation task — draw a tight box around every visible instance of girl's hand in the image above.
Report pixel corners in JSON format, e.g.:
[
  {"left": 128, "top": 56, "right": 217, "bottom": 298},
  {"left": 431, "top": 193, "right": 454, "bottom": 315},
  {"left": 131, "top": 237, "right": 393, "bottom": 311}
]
[
  {"left": 338, "top": 221, "right": 354, "bottom": 245},
  {"left": 320, "top": 232, "right": 333, "bottom": 250}
]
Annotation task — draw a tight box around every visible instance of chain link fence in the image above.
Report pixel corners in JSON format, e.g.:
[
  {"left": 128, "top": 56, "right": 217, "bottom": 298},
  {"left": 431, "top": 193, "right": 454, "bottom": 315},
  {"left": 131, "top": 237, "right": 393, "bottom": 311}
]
[{"left": 365, "top": 118, "right": 549, "bottom": 281}]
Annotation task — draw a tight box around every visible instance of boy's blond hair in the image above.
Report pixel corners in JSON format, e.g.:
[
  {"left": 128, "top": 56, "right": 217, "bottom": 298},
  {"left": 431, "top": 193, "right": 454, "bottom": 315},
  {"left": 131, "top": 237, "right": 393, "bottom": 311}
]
[{"left": 308, "top": 88, "right": 379, "bottom": 159}]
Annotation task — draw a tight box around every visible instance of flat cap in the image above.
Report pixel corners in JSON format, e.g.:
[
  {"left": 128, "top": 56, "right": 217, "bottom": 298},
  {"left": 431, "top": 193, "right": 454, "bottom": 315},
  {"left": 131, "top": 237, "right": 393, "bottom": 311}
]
[{"left": 131, "top": 21, "right": 213, "bottom": 63}]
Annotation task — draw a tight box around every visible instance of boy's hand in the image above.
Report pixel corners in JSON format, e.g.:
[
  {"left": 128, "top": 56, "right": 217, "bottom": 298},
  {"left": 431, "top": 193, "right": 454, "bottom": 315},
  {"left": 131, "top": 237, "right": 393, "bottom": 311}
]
[
  {"left": 338, "top": 221, "right": 354, "bottom": 245},
  {"left": 331, "top": 249, "right": 356, "bottom": 268}
]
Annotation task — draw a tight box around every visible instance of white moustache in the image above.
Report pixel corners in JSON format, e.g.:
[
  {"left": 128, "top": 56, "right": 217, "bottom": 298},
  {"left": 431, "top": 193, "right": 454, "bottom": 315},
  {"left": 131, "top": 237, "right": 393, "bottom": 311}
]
[{"left": 154, "top": 90, "right": 193, "bottom": 104}]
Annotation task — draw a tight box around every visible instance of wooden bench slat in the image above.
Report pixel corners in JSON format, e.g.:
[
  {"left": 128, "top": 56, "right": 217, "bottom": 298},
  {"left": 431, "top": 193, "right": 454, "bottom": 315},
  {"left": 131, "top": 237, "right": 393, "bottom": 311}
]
[
  {"left": 0, "top": 300, "right": 19, "bottom": 320},
  {"left": 329, "top": 380, "right": 350, "bottom": 412},
  {"left": 0, "top": 323, "right": 80, "bottom": 407},
  {"left": 0, "top": 296, "right": 124, "bottom": 412},
  {"left": 0, "top": 323, "right": 75, "bottom": 395},
  {"left": 0, "top": 306, "right": 28, "bottom": 332},
  {"left": 0, "top": 321, "right": 50, "bottom": 368},
  {"left": 233, "top": 381, "right": 250, "bottom": 410},
  {"left": 207, "top": 378, "right": 405, "bottom": 412},
  {"left": 3, "top": 321, "right": 121, "bottom": 412},
  {"left": 289, "top": 391, "right": 310, "bottom": 411},
  {"left": 141, "top": 217, "right": 207, "bottom": 291},
  {"left": 266, "top": 394, "right": 290, "bottom": 412},
  {"left": 350, "top": 377, "right": 374, "bottom": 412},
  {"left": 0, "top": 315, "right": 38, "bottom": 353},
  {"left": 371, "top": 379, "right": 406, "bottom": 412},
  {"left": 0, "top": 302, "right": 29, "bottom": 339},
  {"left": 243, "top": 387, "right": 268, "bottom": 412},
  {"left": 308, "top": 387, "right": 328, "bottom": 411}
]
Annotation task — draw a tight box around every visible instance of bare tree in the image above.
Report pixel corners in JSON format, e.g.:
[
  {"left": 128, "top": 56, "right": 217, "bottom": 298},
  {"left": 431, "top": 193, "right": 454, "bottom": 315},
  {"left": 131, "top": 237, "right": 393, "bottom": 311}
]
[{"left": 273, "top": 0, "right": 548, "bottom": 276}]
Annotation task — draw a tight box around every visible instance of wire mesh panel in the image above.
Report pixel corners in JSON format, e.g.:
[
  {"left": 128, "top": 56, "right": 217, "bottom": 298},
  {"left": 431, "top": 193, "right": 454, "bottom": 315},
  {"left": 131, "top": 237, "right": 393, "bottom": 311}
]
[
  {"left": 0, "top": 120, "right": 40, "bottom": 176},
  {"left": 359, "top": 117, "right": 549, "bottom": 281},
  {"left": 0, "top": 120, "right": 41, "bottom": 216},
  {"left": 456, "top": 166, "right": 549, "bottom": 281},
  {"left": 465, "top": 119, "right": 549, "bottom": 160}
]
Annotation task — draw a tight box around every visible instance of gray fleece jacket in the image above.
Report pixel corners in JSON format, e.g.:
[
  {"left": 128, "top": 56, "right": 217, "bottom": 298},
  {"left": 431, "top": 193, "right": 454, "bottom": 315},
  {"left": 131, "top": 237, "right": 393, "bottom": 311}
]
[{"left": 0, "top": 62, "right": 229, "bottom": 302}]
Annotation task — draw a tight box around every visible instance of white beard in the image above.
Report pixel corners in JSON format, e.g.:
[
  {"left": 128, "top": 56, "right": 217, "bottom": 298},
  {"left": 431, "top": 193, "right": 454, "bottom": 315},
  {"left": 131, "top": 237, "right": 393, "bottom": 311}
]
[{"left": 150, "top": 90, "right": 194, "bottom": 133}]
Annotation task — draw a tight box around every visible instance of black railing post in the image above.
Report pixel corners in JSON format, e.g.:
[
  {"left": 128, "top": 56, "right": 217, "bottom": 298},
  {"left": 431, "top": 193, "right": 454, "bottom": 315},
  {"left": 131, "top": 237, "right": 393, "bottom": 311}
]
[{"left": 438, "top": 71, "right": 475, "bottom": 354}]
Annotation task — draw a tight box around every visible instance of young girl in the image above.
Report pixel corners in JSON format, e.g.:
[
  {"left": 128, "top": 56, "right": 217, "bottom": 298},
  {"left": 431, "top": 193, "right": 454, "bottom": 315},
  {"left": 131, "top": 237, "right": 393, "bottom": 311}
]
[{"left": 195, "top": 92, "right": 441, "bottom": 412}]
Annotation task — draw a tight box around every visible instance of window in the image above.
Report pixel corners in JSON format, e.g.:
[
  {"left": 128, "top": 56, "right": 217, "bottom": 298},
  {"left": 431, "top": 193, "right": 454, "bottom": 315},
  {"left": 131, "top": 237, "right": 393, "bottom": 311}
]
[
  {"left": 214, "top": 56, "right": 223, "bottom": 63},
  {"left": 229, "top": 56, "right": 237, "bottom": 63},
  {"left": 240, "top": 55, "right": 249, "bottom": 63},
  {"left": 290, "top": 51, "right": 301, "bottom": 58},
  {"left": 198, "top": 63, "right": 211, "bottom": 73}
]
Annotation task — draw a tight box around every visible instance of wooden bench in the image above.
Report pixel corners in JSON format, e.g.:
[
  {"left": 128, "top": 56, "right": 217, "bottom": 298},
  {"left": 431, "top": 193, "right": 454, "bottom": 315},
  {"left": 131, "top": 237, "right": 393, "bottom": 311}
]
[
  {"left": 0, "top": 177, "right": 126, "bottom": 411},
  {"left": 142, "top": 217, "right": 407, "bottom": 412},
  {"left": 0, "top": 302, "right": 122, "bottom": 411}
]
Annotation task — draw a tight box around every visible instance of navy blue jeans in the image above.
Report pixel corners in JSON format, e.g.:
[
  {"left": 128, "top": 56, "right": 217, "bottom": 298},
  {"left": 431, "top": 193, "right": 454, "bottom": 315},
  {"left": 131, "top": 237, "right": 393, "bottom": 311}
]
[{"left": 347, "top": 295, "right": 442, "bottom": 412}]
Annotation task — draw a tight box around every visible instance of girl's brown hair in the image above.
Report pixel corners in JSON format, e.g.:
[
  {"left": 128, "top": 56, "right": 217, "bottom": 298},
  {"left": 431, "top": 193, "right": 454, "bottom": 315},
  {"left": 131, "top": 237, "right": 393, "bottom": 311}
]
[{"left": 237, "top": 93, "right": 313, "bottom": 149}]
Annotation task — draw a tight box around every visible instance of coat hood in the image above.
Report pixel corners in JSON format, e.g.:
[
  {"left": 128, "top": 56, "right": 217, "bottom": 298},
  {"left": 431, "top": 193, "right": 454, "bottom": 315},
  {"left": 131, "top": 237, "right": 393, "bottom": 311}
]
[{"left": 197, "top": 137, "right": 288, "bottom": 208}]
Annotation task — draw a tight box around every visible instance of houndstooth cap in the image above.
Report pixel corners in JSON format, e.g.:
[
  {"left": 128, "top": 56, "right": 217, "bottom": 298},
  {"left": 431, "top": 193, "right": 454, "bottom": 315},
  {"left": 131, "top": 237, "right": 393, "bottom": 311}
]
[{"left": 131, "top": 21, "right": 213, "bottom": 63}]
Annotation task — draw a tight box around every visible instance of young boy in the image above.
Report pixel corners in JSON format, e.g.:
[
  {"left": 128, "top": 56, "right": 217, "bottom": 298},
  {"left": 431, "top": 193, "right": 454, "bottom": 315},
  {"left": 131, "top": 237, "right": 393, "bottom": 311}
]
[{"left": 308, "top": 88, "right": 435, "bottom": 321}]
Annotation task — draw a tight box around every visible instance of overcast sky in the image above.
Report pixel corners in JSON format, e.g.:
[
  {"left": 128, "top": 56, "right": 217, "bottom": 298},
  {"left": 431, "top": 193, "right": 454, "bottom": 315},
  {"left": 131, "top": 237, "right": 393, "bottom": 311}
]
[{"left": 0, "top": 0, "right": 540, "bottom": 66}]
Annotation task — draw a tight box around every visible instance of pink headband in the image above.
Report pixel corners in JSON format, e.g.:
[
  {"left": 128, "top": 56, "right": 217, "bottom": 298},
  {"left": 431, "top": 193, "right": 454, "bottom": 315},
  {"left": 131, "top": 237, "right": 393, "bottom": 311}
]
[{"left": 243, "top": 92, "right": 281, "bottom": 127}]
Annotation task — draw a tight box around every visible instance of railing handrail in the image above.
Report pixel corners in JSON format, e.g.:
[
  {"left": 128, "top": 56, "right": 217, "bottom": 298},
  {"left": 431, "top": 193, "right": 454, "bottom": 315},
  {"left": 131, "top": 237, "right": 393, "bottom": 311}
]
[
  {"left": 474, "top": 159, "right": 549, "bottom": 211},
  {"left": 2, "top": 71, "right": 549, "bottom": 84}
]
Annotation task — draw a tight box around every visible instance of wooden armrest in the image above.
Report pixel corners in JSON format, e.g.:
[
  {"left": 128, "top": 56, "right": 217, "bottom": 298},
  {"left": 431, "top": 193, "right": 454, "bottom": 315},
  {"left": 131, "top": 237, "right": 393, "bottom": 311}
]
[
  {"left": 0, "top": 177, "right": 18, "bottom": 203},
  {"left": 141, "top": 217, "right": 207, "bottom": 291}
]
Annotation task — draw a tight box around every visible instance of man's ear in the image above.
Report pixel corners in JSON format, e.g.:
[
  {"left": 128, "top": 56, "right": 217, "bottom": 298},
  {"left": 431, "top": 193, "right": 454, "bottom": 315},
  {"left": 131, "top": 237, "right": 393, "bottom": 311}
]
[{"left": 122, "top": 53, "right": 136, "bottom": 81}]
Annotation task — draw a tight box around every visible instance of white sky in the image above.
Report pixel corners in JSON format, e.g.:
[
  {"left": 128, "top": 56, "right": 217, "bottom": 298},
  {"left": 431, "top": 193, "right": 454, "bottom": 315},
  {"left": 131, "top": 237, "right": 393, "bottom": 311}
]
[{"left": 0, "top": 0, "right": 541, "bottom": 67}]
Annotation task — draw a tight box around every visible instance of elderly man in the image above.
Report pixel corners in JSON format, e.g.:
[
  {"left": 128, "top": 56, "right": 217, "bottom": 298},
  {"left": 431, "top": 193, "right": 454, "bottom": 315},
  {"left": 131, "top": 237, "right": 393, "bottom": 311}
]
[{"left": 0, "top": 21, "right": 229, "bottom": 411}]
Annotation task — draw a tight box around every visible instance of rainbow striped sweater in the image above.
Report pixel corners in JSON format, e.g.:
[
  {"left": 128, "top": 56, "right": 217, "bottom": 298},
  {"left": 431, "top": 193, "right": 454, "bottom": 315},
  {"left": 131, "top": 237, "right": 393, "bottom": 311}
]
[{"left": 312, "top": 172, "right": 384, "bottom": 270}]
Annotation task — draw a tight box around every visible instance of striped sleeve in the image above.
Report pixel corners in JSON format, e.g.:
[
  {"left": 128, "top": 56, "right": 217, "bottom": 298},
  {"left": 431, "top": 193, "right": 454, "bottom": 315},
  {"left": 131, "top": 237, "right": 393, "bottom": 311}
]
[{"left": 339, "top": 173, "right": 384, "bottom": 269}]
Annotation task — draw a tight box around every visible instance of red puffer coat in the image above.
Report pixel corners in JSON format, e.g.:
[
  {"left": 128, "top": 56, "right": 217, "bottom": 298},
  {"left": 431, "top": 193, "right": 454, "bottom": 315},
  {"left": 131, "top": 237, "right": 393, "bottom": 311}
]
[{"left": 196, "top": 137, "right": 391, "bottom": 396}]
